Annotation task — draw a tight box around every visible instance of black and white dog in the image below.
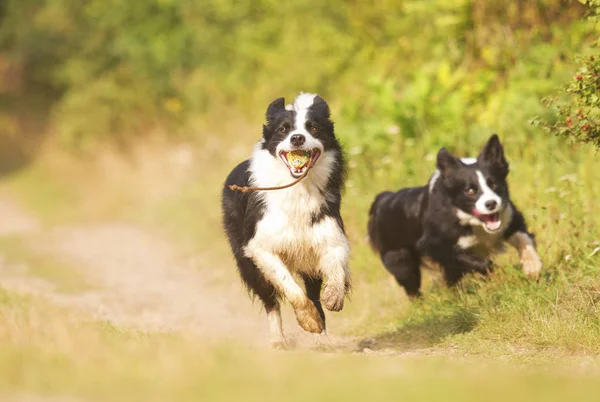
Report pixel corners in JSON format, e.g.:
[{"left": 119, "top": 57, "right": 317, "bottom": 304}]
[
  {"left": 221, "top": 93, "right": 350, "bottom": 348},
  {"left": 367, "top": 135, "right": 542, "bottom": 297}
]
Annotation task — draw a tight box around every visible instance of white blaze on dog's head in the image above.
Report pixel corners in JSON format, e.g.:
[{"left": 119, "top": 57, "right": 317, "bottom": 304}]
[
  {"left": 258, "top": 93, "right": 339, "bottom": 180},
  {"left": 473, "top": 170, "right": 502, "bottom": 228},
  {"left": 277, "top": 92, "right": 324, "bottom": 154},
  {"left": 435, "top": 135, "right": 512, "bottom": 234},
  {"left": 470, "top": 134, "right": 509, "bottom": 233}
]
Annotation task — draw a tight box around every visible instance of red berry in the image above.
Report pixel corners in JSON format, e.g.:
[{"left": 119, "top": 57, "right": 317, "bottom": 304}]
[
  {"left": 576, "top": 75, "right": 583, "bottom": 80},
  {"left": 584, "top": 124, "right": 590, "bottom": 130}
]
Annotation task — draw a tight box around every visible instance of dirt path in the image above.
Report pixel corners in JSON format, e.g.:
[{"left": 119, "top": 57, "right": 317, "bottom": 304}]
[{"left": 0, "top": 194, "right": 352, "bottom": 350}]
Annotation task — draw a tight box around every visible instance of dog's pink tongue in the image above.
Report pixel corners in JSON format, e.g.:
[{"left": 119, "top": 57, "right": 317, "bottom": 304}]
[{"left": 482, "top": 213, "right": 501, "bottom": 231}]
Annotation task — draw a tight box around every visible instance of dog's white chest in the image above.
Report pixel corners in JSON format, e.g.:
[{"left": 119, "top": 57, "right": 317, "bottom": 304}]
[
  {"left": 455, "top": 205, "right": 513, "bottom": 255},
  {"left": 456, "top": 227, "right": 506, "bottom": 256},
  {"left": 244, "top": 147, "right": 348, "bottom": 274},
  {"left": 247, "top": 184, "right": 340, "bottom": 272},
  {"left": 258, "top": 203, "right": 317, "bottom": 251}
]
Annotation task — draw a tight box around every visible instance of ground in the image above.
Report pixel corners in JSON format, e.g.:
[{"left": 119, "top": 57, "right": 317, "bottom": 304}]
[
  {"left": 0, "top": 192, "right": 351, "bottom": 349},
  {"left": 1, "top": 143, "right": 600, "bottom": 402}
]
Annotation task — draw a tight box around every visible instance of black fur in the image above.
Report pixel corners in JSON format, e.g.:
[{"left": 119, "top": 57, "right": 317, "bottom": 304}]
[
  {"left": 368, "top": 135, "right": 536, "bottom": 297},
  {"left": 221, "top": 94, "right": 348, "bottom": 340}
]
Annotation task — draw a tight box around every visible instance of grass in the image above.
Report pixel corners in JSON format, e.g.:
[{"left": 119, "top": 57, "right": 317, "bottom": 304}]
[
  {"left": 4, "top": 130, "right": 600, "bottom": 351},
  {"left": 0, "top": 235, "right": 90, "bottom": 293},
  {"left": 1, "top": 121, "right": 600, "bottom": 399},
  {"left": 1, "top": 288, "right": 600, "bottom": 402}
]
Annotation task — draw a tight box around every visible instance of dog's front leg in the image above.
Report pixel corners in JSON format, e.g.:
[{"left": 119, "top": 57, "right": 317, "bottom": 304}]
[
  {"left": 508, "top": 231, "right": 542, "bottom": 279},
  {"left": 244, "top": 245, "right": 324, "bottom": 333},
  {"left": 315, "top": 218, "right": 351, "bottom": 312},
  {"left": 419, "top": 235, "right": 491, "bottom": 286},
  {"left": 319, "top": 245, "right": 351, "bottom": 312},
  {"left": 442, "top": 252, "right": 493, "bottom": 285}
]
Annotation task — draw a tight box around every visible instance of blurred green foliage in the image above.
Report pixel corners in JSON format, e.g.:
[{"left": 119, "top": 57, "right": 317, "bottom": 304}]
[
  {"left": 0, "top": 0, "right": 593, "bottom": 149},
  {"left": 534, "top": 0, "right": 600, "bottom": 148}
]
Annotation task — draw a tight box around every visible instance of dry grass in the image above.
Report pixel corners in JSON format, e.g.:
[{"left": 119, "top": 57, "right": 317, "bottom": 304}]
[
  {"left": 1, "top": 124, "right": 600, "bottom": 399},
  {"left": 1, "top": 288, "right": 600, "bottom": 402}
]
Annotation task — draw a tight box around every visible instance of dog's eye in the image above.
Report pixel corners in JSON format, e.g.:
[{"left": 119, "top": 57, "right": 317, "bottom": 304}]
[
  {"left": 310, "top": 126, "right": 317, "bottom": 133},
  {"left": 466, "top": 187, "right": 476, "bottom": 196},
  {"left": 280, "top": 127, "right": 289, "bottom": 134},
  {"left": 488, "top": 180, "right": 497, "bottom": 190}
]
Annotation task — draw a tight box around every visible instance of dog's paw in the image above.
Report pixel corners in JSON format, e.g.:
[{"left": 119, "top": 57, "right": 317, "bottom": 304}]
[
  {"left": 293, "top": 300, "right": 324, "bottom": 333},
  {"left": 406, "top": 290, "right": 422, "bottom": 301},
  {"left": 314, "top": 333, "right": 334, "bottom": 353},
  {"left": 270, "top": 340, "right": 289, "bottom": 350},
  {"left": 521, "top": 248, "right": 542, "bottom": 279},
  {"left": 322, "top": 284, "right": 345, "bottom": 312}
]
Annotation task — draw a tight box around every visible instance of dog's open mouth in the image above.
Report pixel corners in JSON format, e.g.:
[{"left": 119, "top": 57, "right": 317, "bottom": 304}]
[
  {"left": 472, "top": 210, "right": 502, "bottom": 232},
  {"left": 279, "top": 149, "right": 321, "bottom": 178}
]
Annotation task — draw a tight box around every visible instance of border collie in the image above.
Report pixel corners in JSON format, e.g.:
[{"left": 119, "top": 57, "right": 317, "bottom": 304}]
[
  {"left": 221, "top": 93, "right": 350, "bottom": 348},
  {"left": 367, "top": 135, "right": 542, "bottom": 297}
]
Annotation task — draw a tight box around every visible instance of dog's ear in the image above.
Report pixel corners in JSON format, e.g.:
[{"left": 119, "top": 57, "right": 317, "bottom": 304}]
[
  {"left": 437, "top": 148, "right": 460, "bottom": 176},
  {"left": 263, "top": 97, "right": 286, "bottom": 141},
  {"left": 312, "top": 95, "right": 331, "bottom": 118},
  {"left": 265, "top": 97, "right": 285, "bottom": 122},
  {"left": 478, "top": 134, "right": 509, "bottom": 177}
]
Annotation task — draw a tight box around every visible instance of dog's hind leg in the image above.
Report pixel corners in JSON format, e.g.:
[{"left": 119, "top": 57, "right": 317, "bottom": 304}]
[
  {"left": 266, "top": 303, "right": 286, "bottom": 349},
  {"left": 382, "top": 248, "right": 421, "bottom": 298},
  {"left": 302, "top": 274, "right": 333, "bottom": 351},
  {"left": 303, "top": 275, "right": 326, "bottom": 327},
  {"left": 236, "top": 256, "right": 287, "bottom": 348}
]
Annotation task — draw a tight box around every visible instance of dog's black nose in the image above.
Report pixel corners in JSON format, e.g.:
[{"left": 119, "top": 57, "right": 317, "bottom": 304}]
[
  {"left": 290, "top": 134, "right": 305, "bottom": 147},
  {"left": 485, "top": 200, "right": 498, "bottom": 211}
]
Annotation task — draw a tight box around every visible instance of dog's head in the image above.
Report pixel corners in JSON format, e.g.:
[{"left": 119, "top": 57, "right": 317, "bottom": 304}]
[
  {"left": 436, "top": 134, "right": 510, "bottom": 233},
  {"left": 261, "top": 93, "right": 336, "bottom": 178}
]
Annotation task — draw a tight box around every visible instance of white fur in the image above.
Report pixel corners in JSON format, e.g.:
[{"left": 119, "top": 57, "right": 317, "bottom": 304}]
[
  {"left": 508, "top": 231, "right": 542, "bottom": 278},
  {"left": 267, "top": 306, "right": 285, "bottom": 347},
  {"left": 293, "top": 92, "right": 318, "bottom": 112},
  {"left": 474, "top": 170, "right": 502, "bottom": 214},
  {"left": 244, "top": 143, "right": 350, "bottom": 306},
  {"left": 276, "top": 93, "right": 323, "bottom": 156},
  {"left": 456, "top": 204, "right": 514, "bottom": 252},
  {"left": 313, "top": 217, "right": 351, "bottom": 293},
  {"left": 456, "top": 208, "right": 482, "bottom": 227},
  {"left": 457, "top": 235, "right": 478, "bottom": 249},
  {"left": 428, "top": 170, "right": 441, "bottom": 193}
]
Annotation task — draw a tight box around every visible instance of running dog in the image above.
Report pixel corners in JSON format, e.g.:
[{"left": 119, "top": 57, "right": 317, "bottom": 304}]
[
  {"left": 222, "top": 93, "right": 350, "bottom": 348},
  {"left": 367, "top": 135, "right": 542, "bottom": 297}
]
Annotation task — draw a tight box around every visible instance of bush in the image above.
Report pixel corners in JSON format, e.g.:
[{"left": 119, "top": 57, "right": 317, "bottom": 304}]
[
  {"left": 0, "top": 0, "right": 589, "bottom": 149},
  {"left": 534, "top": 0, "right": 600, "bottom": 148}
]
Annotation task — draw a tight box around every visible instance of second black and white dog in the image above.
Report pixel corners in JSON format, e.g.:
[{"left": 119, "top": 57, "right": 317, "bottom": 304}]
[
  {"left": 222, "top": 93, "right": 350, "bottom": 348},
  {"left": 368, "top": 135, "right": 542, "bottom": 297}
]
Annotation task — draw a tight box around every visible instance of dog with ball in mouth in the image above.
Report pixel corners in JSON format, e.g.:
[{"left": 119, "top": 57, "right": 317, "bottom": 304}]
[{"left": 221, "top": 93, "right": 350, "bottom": 348}]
